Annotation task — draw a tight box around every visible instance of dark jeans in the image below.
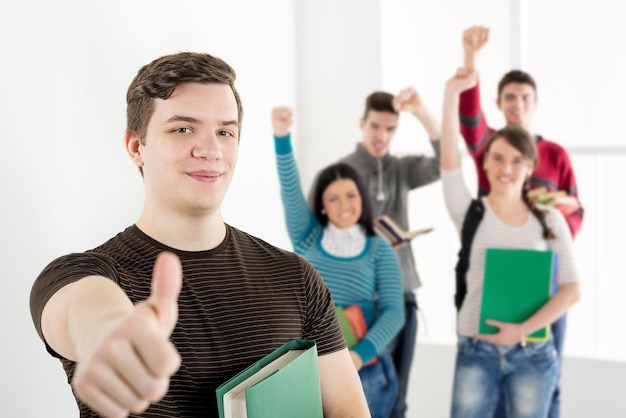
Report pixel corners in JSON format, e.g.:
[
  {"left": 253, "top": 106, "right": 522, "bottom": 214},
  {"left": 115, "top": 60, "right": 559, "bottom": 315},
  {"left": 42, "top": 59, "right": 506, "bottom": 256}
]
[
  {"left": 389, "top": 291, "right": 418, "bottom": 418},
  {"left": 493, "top": 314, "right": 567, "bottom": 418}
]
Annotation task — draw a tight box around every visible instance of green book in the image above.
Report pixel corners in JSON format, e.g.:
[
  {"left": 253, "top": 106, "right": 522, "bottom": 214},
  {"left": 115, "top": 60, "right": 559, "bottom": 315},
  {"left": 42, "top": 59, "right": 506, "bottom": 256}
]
[
  {"left": 216, "top": 340, "right": 323, "bottom": 418},
  {"left": 335, "top": 306, "right": 358, "bottom": 349},
  {"left": 479, "top": 248, "right": 556, "bottom": 341}
]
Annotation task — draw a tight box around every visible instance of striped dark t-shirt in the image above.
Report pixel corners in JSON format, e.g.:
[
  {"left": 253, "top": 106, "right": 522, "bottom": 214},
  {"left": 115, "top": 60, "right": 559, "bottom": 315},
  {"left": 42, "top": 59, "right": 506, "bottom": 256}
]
[{"left": 30, "top": 224, "right": 345, "bottom": 417}]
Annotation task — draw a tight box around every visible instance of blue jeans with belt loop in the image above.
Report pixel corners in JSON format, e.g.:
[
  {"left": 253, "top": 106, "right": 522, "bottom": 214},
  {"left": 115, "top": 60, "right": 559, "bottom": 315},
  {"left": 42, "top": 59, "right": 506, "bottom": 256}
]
[
  {"left": 451, "top": 336, "right": 558, "bottom": 418},
  {"left": 359, "top": 350, "right": 398, "bottom": 418}
]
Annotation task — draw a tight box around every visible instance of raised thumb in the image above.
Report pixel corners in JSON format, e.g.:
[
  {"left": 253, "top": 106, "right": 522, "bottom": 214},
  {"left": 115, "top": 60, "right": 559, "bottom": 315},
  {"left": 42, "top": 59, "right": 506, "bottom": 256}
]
[{"left": 150, "top": 251, "right": 182, "bottom": 333}]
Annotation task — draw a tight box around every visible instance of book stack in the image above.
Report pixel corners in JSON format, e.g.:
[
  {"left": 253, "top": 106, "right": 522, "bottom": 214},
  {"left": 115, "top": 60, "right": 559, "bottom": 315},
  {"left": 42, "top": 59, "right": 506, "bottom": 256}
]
[
  {"left": 335, "top": 305, "right": 377, "bottom": 365},
  {"left": 527, "top": 186, "right": 581, "bottom": 217},
  {"left": 216, "top": 340, "right": 323, "bottom": 418},
  {"left": 373, "top": 215, "right": 433, "bottom": 246}
]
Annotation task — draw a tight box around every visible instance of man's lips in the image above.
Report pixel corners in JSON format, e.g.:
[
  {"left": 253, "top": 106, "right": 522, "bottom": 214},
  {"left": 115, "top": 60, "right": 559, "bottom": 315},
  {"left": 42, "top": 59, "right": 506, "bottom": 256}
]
[{"left": 187, "top": 170, "right": 223, "bottom": 182}]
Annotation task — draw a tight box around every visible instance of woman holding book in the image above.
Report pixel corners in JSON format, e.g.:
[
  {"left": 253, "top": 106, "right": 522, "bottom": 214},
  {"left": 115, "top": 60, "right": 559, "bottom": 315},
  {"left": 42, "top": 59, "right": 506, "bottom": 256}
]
[
  {"left": 271, "top": 106, "right": 404, "bottom": 418},
  {"left": 440, "top": 67, "right": 581, "bottom": 418}
]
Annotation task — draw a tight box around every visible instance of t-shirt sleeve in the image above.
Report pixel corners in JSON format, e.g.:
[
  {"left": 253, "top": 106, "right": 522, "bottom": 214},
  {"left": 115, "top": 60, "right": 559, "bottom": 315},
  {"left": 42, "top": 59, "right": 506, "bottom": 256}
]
[
  {"left": 300, "top": 260, "right": 346, "bottom": 356},
  {"left": 30, "top": 252, "right": 119, "bottom": 351},
  {"left": 544, "top": 207, "right": 580, "bottom": 286}
]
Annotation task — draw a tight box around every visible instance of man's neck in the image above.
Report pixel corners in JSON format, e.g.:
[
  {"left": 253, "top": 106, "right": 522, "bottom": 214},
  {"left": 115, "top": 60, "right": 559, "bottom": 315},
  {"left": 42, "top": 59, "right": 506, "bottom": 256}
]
[{"left": 135, "top": 207, "right": 226, "bottom": 252}]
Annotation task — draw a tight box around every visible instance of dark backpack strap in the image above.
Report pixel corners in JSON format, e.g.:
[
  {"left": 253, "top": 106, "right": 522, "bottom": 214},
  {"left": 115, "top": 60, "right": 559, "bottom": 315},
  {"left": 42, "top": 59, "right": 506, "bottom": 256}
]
[{"left": 454, "top": 199, "right": 485, "bottom": 311}]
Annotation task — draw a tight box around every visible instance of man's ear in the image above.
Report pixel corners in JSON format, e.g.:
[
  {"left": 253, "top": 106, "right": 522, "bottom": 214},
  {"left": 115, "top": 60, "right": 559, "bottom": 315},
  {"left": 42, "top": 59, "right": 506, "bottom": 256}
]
[
  {"left": 125, "top": 131, "right": 144, "bottom": 168},
  {"left": 359, "top": 117, "right": 366, "bottom": 130},
  {"left": 495, "top": 97, "right": 502, "bottom": 111}
]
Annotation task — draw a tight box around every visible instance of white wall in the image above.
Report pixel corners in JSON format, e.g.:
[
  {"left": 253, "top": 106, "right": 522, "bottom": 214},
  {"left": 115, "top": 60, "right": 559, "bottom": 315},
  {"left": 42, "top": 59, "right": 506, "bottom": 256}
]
[
  {"left": 2, "top": 0, "right": 624, "bottom": 417},
  {"left": 293, "top": 0, "right": 626, "bottom": 417},
  {"left": 0, "top": 1, "right": 296, "bottom": 416}
]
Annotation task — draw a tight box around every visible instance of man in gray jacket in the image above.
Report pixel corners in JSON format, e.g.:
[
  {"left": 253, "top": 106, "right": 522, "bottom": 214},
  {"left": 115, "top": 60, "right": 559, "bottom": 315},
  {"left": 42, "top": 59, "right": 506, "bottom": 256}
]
[{"left": 338, "top": 87, "right": 441, "bottom": 418}]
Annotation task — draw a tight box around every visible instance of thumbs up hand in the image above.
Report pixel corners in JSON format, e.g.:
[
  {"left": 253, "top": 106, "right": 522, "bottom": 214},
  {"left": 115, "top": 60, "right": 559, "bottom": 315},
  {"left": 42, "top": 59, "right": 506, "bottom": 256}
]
[{"left": 72, "top": 252, "right": 183, "bottom": 417}]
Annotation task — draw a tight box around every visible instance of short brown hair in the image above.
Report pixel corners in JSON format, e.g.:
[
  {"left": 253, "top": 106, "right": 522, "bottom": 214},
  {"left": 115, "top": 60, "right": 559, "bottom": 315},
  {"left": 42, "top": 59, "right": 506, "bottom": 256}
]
[
  {"left": 362, "top": 91, "right": 397, "bottom": 119},
  {"left": 497, "top": 70, "right": 537, "bottom": 99},
  {"left": 126, "top": 52, "right": 243, "bottom": 144}
]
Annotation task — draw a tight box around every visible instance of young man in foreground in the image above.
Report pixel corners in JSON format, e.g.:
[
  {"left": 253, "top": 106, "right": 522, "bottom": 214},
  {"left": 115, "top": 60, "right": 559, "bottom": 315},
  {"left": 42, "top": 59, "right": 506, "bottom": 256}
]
[{"left": 30, "top": 52, "right": 369, "bottom": 418}]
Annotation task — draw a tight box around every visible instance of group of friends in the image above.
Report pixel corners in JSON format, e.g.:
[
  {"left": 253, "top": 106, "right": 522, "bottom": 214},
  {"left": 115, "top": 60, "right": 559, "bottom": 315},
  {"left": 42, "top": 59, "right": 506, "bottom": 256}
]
[{"left": 30, "top": 26, "right": 582, "bottom": 418}]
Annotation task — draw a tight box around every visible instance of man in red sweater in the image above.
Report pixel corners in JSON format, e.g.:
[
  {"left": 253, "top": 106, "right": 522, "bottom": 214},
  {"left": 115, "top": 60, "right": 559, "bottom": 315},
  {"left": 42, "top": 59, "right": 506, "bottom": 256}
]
[
  {"left": 460, "top": 26, "right": 583, "bottom": 237},
  {"left": 459, "top": 26, "right": 584, "bottom": 418}
]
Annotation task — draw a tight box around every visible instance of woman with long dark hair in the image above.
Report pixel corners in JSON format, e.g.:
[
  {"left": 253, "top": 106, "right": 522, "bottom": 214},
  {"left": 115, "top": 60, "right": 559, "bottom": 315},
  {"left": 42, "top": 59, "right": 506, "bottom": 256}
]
[
  {"left": 272, "top": 106, "right": 404, "bottom": 418},
  {"left": 441, "top": 68, "right": 581, "bottom": 418}
]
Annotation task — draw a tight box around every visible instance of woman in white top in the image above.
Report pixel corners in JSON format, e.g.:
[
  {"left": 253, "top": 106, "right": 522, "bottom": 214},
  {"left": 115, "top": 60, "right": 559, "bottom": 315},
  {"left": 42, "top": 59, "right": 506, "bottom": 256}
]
[{"left": 441, "top": 68, "right": 581, "bottom": 418}]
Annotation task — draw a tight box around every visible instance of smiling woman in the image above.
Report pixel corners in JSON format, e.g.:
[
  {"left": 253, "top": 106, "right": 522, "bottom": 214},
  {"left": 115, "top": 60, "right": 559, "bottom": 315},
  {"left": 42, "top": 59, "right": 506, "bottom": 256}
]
[
  {"left": 272, "top": 106, "right": 405, "bottom": 418},
  {"left": 321, "top": 178, "right": 364, "bottom": 229}
]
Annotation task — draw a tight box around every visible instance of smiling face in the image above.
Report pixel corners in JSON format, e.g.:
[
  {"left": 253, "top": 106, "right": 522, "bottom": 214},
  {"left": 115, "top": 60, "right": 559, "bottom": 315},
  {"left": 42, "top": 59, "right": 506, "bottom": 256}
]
[
  {"left": 322, "top": 178, "right": 363, "bottom": 229},
  {"left": 483, "top": 136, "right": 535, "bottom": 195},
  {"left": 359, "top": 110, "right": 399, "bottom": 158},
  {"left": 127, "top": 82, "right": 239, "bottom": 217},
  {"left": 497, "top": 82, "right": 537, "bottom": 131}
]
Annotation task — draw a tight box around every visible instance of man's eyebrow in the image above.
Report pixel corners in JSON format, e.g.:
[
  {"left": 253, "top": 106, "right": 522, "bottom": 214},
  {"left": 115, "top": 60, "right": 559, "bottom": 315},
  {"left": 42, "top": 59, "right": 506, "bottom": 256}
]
[
  {"left": 163, "top": 115, "right": 200, "bottom": 125},
  {"left": 219, "top": 120, "right": 239, "bottom": 128},
  {"left": 162, "top": 115, "right": 239, "bottom": 128}
]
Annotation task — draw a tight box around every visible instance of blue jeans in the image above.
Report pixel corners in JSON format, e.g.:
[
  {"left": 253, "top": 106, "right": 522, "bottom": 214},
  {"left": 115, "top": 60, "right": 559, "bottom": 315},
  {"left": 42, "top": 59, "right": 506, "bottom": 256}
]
[
  {"left": 389, "top": 291, "right": 418, "bottom": 418},
  {"left": 359, "top": 351, "right": 398, "bottom": 418},
  {"left": 494, "top": 315, "right": 567, "bottom": 418},
  {"left": 451, "top": 336, "right": 558, "bottom": 418}
]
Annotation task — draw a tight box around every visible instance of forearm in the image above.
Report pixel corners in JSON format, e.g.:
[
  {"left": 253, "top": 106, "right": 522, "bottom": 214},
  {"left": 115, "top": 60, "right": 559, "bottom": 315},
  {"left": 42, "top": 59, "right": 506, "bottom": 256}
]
[
  {"left": 464, "top": 48, "right": 476, "bottom": 70},
  {"left": 413, "top": 105, "right": 441, "bottom": 140},
  {"left": 319, "top": 349, "right": 371, "bottom": 417},
  {"left": 441, "top": 89, "right": 462, "bottom": 170},
  {"left": 42, "top": 276, "right": 133, "bottom": 361},
  {"left": 522, "top": 282, "right": 580, "bottom": 336},
  {"left": 274, "top": 134, "right": 317, "bottom": 243},
  {"left": 458, "top": 82, "right": 485, "bottom": 153}
]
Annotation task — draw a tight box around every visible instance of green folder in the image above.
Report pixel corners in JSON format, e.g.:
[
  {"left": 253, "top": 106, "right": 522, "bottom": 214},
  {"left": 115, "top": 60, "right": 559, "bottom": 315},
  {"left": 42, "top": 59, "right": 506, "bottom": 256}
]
[
  {"left": 335, "top": 306, "right": 358, "bottom": 349},
  {"left": 479, "top": 248, "right": 556, "bottom": 341},
  {"left": 216, "top": 340, "right": 323, "bottom": 418}
]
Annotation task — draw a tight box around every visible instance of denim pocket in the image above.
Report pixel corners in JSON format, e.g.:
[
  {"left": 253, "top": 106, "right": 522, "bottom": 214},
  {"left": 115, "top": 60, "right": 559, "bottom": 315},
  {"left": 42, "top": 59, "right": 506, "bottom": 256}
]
[
  {"left": 457, "top": 335, "right": 477, "bottom": 356},
  {"left": 525, "top": 340, "right": 557, "bottom": 360},
  {"left": 359, "top": 352, "right": 398, "bottom": 418}
]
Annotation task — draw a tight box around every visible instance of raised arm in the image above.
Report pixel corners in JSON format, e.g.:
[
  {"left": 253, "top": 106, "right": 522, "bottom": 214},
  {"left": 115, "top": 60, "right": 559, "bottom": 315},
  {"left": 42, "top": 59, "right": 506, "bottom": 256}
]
[
  {"left": 459, "top": 25, "right": 491, "bottom": 155},
  {"left": 462, "top": 25, "right": 490, "bottom": 70},
  {"left": 39, "top": 252, "right": 182, "bottom": 417},
  {"left": 442, "top": 68, "right": 479, "bottom": 171},
  {"left": 272, "top": 106, "right": 319, "bottom": 246},
  {"left": 393, "top": 87, "right": 440, "bottom": 141}
]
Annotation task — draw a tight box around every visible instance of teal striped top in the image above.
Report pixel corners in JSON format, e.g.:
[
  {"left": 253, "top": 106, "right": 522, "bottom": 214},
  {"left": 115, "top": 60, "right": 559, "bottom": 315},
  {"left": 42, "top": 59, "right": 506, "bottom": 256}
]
[{"left": 274, "top": 134, "right": 404, "bottom": 363}]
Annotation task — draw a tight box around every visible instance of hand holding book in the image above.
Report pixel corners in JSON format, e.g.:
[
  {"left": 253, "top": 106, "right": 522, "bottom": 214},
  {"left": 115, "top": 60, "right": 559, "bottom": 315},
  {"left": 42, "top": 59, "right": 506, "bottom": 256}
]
[
  {"left": 477, "top": 248, "right": 556, "bottom": 346},
  {"left": 335, "top": 306, "right": 377, "bottom": 367},
  {"left": 373, "top": 215, "right": 433, "bottom": 246},
  {"left": 216, "top": 340, "right": 323, "bottom": 418},
  {"left": 527, "top": 187, "right": 581, "bottom": 217}
]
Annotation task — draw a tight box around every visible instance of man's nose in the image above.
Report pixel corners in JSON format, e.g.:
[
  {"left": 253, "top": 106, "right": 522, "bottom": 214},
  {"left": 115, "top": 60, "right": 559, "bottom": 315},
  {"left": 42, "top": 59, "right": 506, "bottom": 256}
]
[{"left": 192, "top": 133, "right": 223, "bottom": 159}]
